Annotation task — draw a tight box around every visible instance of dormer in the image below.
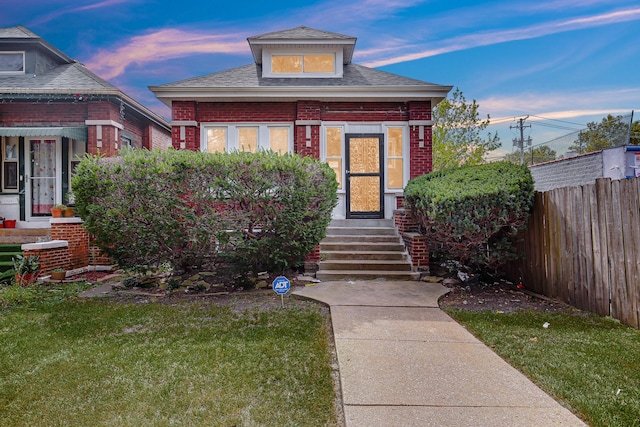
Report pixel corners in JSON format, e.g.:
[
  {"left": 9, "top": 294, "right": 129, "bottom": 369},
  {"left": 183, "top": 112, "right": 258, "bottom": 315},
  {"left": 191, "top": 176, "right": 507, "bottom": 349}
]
[{"left": 247, "top": 26, "right": 356, "bottom": 79}]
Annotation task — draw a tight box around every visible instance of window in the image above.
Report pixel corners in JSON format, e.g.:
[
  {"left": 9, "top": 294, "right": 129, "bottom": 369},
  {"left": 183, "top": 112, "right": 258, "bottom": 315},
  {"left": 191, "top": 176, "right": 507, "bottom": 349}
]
[
  {"left": 263, "top": 49, "right": 342, "bottom": 78},
  {"left": 271, "top": 54, "right": 335, "bottom": 75},
  {"left": 206, "top": 127, "right": 227, "bottom": 153},
  {"left": 238, "top": 127, "right": 258, "bottom": 153},
  {"left": 325, "top": 127, "right": 343, "bottom": 189},
  {"left": 202, "top": 124, "right": 292, "bottom": 154},
  {"left": 0, "top": 52, "right": 25, "bottom": 74},
  {"left": 2, "top": 136, "right": 18, "bottom": 191},
  {"left": 387, "top": 128, "right": 404, "bottom": 189},
  {"left": 269, "top": 127, "right": 289, "bottom": 154}
]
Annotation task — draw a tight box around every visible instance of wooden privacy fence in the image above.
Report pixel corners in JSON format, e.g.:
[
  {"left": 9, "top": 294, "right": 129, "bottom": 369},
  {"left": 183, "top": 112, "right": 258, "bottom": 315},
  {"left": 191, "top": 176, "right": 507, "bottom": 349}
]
[{"left": 506, "top": 177, "right": 640, "bottom": 329}]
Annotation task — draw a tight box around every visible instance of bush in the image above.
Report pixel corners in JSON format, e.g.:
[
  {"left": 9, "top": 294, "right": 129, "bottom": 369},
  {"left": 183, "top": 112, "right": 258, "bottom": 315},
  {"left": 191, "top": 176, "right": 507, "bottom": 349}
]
[
  {"left": 404, "top": 161, "right": 534, "bottom": 272},
  {"left": 72, "top": 149, "right": 337, "bottom": 277}
]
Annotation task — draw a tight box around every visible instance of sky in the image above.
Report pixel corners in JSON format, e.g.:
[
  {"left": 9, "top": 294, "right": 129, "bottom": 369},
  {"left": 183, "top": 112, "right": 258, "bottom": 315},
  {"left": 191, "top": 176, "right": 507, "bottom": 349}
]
[{"left": 2, "top": 0, "right": 639, "bottom": 159}]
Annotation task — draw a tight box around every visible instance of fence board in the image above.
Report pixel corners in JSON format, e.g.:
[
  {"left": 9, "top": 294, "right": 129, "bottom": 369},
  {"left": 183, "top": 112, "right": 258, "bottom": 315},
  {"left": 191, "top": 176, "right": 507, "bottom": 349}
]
[{"left": 507, "top": 176, "right": 640, "bottom": 329}]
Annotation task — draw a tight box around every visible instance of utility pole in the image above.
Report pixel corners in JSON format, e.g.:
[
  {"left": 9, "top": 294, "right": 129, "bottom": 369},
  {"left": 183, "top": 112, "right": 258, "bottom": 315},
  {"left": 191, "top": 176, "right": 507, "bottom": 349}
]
[{"left": 511, "top": 116, "right": 532, "bottom": 165}]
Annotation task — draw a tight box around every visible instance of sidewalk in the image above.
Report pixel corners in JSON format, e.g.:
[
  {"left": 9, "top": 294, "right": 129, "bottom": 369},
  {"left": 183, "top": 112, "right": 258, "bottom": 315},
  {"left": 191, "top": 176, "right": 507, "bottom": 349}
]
[{"left": 294, "top": 280, "right": 586, "bottom": 427}]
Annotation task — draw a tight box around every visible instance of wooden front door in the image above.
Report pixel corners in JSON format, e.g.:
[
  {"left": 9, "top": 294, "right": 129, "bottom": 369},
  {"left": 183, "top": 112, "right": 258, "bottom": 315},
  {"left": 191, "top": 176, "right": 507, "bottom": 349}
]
[{"left": 345, "top": 134, "right": 384, "bottom": 219}]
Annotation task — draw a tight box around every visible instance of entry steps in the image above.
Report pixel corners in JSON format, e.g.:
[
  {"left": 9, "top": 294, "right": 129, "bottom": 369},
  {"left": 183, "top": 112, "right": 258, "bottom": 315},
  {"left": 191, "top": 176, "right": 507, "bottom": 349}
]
[
  {"left": 316, "top": 219, "right": 419, "bottom": 281},
  {"left": 0, "top": 244, "right": 22, "bottom": 273}
]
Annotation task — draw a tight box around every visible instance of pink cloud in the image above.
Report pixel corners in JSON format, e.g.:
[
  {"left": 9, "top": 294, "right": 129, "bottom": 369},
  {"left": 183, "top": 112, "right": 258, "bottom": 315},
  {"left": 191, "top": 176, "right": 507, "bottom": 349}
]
[{"left": 84, "top": 29, "right": 248, "bottom": 80}]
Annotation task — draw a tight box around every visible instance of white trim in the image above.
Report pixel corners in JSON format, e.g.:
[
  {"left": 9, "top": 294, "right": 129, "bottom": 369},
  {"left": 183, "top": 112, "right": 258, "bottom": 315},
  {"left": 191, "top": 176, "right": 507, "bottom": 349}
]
[
  {"left": 262, "top": 47, "right": 343, "bottom": 78},
  {"left": 408, "top": 120, "right": 434, "bottom": 126},
  {"left": 22, "top": 240, "right": 69, "bottom": 251},
  {"left": 0, "top": 51, "right": 25, "bottom": 74},
  {"left": 200, "top": 122, "right": 293, "bottom": 153},
  {"left": 171, "top": 121, "right": 198, "bottom": 126},
  {"left": 85, "top": 120, "right": 124, "bottom": 130},
  {"left": 295, "top": 120, "right": 321, "bottom": 126},
  {"left": 152, "top": 86, "right": 449, "bottom": 104}
]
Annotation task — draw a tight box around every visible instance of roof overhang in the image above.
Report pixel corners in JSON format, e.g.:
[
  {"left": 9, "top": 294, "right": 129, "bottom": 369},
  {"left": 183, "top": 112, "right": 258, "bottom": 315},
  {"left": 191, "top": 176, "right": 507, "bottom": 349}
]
[
  {"left": 149, "top": 85, "right": 453, "bottom": 106},
  {"left": 0, "top": 126, "right": 87, "bottom": 141},
  {"left": 248, "top": 40, "right": 356, "bottom": 65}
]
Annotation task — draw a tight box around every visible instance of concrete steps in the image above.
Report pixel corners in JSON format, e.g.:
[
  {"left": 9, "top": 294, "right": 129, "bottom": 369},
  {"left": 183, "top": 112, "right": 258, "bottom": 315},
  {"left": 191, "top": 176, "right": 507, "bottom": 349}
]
[
  {"left": 0, "top": 244, "right": 22, "bottom": 273},
  {"left": 316, "top": 219, "right": 419, "bottom": 281}
]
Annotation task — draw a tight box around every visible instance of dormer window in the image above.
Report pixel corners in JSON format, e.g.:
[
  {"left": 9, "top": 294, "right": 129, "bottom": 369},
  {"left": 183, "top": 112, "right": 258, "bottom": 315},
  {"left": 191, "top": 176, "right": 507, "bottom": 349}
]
[
  {"left": 263, "top": 49, "right": 343, "bottom": 78},
  {"left": 0, "top": 52, "right": 25, "bottom": 74},
  {"left": 272, "top": 54, "right": 335, "bottom": 74}
]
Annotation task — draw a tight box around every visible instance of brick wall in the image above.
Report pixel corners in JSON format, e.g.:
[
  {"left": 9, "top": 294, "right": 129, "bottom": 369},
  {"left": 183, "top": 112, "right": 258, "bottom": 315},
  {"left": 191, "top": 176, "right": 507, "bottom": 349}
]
[
  {"left": 0, "top": 102, "right": 87, "bottom": 126},
  {"left": 51, "top": 221, "right": 89, "bottom": 269},
  {"left": 23, "top": 245, "right": 71, "bottom": 274},
  {"left": 394, "top": 207, "right": 429, "bottom": 271},
  {"left": 529, "top": 152, "right": 604, "bottom": 191}
]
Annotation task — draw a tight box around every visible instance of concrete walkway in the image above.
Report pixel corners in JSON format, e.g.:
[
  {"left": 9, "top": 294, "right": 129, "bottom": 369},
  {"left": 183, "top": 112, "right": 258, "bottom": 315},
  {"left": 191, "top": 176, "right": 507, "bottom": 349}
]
[{"left": 294, "top": 280, "right": 586, "bottom": 427}]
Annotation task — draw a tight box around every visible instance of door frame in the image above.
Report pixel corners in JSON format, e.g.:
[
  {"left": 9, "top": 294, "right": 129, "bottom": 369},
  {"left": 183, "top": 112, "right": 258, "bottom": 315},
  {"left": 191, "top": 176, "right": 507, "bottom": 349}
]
[
  {"left": 345, "top": 133, "right": 384, "bottom": 219},
  {"left": 25, "top": 137, "right": 62, "bottom": 221}
]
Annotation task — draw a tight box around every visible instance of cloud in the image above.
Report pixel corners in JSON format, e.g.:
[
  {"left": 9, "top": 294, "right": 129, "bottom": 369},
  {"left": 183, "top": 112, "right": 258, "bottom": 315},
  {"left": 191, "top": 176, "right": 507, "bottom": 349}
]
[
  {"left": 30, "top": 0, "right": 133, "bottom": 26},
  {"left": 361, "top": 6, "right": 640, "bottom": 67},
  {"left": 84, "top": 29, "right": 248, "bottom": 80},
  {"left": 480, "top": 87, "right": 640, "bottom": 118}
]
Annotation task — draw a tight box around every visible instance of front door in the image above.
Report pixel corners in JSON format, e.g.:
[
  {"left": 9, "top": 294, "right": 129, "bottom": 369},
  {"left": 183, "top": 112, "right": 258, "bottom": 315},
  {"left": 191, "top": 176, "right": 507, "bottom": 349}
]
[
  {"left": 26, "top": 138, "right": 60, "bottom": 220},
  {"left": 345, "top": 134, "right": 384, "bottom": 219}
]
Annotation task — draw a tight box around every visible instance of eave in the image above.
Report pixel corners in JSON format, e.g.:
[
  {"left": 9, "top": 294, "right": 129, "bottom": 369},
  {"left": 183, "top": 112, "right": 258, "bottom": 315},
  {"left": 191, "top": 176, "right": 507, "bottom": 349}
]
[{"left": 149, "top": 85, "right": 453, "bottom": 106}]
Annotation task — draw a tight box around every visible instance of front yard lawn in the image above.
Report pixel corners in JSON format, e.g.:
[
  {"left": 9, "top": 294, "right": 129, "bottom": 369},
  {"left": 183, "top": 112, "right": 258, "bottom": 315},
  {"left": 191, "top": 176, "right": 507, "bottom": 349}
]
[
  {"left": 0, "top": 283, "right": 337, "bottom": 426},
  {"left": 445, "top": 308, "right": 640, "bottom": 427}
]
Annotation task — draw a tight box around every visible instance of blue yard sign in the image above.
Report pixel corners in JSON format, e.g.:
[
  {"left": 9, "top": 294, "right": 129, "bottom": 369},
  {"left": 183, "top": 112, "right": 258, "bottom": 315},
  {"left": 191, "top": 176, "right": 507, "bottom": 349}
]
[{"left": 272, "top": 276, "right": 290, "bottom": 295}]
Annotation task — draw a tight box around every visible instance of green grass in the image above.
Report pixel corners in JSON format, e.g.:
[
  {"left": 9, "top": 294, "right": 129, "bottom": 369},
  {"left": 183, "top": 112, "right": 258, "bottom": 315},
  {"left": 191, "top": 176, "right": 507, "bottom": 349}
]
[
  {"left": 0, "top": 284, "right": 337, "bottom": 426},
  {"left": 445, "top": 308, "right": 640, "bottom": 427}
]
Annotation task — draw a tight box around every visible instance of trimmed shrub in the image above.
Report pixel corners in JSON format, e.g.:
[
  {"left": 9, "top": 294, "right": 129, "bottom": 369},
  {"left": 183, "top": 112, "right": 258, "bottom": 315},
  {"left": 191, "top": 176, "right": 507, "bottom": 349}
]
[
  {"left": 404, "top": 161, "right": 534, "bottom": 272},
  {"left": 72, "top": 149, "right": 337, "bottom": 277}
]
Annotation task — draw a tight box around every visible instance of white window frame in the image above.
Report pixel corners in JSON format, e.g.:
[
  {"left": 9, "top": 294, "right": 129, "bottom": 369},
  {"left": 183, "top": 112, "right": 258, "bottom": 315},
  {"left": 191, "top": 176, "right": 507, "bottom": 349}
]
[
  {"left": 321, "top": 122, "right": 409, "bottom": 193},
  {"left": 262, "top": 47, "right": 343, "bottom": 78},
  {"left": 200, "top": 123, "right": 293, "bottom": 153},
  {"left": 321, "top": 125, "right": 345, "bottom": 192},
  {"left": 0, "top": 51, "right": 25, "bottom": 74},
  {"left": 1, "top": 136, "right": 19, "bottom": 192}
]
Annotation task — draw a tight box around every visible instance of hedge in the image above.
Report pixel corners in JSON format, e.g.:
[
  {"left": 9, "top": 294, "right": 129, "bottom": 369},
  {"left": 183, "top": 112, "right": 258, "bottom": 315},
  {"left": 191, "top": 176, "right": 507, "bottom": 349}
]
[
  {"left": 72, "top": 149, "right": 338, "bottom": 277},
  {"left": 404, "top": 161, "right": 534, "bottom": 272}
]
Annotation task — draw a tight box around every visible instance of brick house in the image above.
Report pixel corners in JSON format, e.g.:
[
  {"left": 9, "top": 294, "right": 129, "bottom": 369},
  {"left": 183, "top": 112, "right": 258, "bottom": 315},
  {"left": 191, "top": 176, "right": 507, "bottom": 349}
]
[
  {"left": 150, "top": 26, "right": 451, "bottom": 221},
  {"left": 0, "top": 26, "right": 171, "bottom": 227}
]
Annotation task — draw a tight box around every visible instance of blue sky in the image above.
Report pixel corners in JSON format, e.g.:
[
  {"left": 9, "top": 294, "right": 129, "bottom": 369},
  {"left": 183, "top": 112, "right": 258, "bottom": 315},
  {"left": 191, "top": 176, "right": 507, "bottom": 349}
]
[{"left": 2, "top": 0, "right": 639, "bottom": 158}]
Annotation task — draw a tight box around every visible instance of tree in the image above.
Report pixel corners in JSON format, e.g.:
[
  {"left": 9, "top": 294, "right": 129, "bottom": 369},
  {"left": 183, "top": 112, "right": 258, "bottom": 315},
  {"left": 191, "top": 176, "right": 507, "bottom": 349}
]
[
  {"left": 432, "top": 87, "right": 500, "bottom": 171},
  {"left": 568, "top": 114, "right": 635, "bottom": 154},
  {"left": 505, "top": 145, "right": 556, "bottom": 166}
]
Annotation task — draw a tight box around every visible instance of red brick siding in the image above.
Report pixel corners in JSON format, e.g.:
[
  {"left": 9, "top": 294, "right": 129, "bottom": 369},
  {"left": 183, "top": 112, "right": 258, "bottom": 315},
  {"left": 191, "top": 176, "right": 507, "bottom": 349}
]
[
  {"left": 320, "top": 102, "right": 410, "bottom": 122},
  {"left": 0, "top": 102, "right": 87, "bottom": 126},
  {"left": 197, "top": 102, "right": 297, "bottom": 122},
  {"left": 51, "top": 222, "right": 90, "bottom": 269},
  {"left": 23, "top": 247, "right": 71, "bottom": 274}
]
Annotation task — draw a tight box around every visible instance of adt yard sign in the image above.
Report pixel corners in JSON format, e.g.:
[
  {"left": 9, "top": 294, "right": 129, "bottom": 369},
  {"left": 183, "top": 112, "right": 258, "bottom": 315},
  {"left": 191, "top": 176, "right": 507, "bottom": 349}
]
[{"left": 272, "top": 276, "right": 290, "bottom": 295}]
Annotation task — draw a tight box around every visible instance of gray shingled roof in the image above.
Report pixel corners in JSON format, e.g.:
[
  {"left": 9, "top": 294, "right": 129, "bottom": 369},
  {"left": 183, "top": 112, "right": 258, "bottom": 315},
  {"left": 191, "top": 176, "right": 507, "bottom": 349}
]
[
  {"left": 248, "top": 26, "right": 355, "bottom": 41},
  {"left": 155, "top": 63, "right": 437, "bottom": 89},
  {"left": 0, "top": 62, "right": 118, "bottom": 92},
  {"left": 247, "top": 26, "right": 357, "bottom": 64},
  {"left": 0, "top": 26, "right": 39, "bottom": 39}
]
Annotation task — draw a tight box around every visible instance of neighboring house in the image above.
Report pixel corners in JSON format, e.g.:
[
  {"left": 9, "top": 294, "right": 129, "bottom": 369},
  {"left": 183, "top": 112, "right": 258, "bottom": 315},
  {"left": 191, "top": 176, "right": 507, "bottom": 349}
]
[
  {"left": 150, "top": 26, "right": 452, "bottom": 220},
  {"left": 0, "top": 26, "right": 171, "bottom": 227},
  {"left": 529, "top": 145, "right": 640, "bottom": 192}
]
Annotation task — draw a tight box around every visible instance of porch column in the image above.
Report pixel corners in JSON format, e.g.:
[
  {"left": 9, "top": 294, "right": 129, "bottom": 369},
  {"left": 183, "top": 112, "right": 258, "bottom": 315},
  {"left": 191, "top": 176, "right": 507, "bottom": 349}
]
[
  {"left": 85, "top": 120, "right": 123, "bottom": 156},
  {"left": 295, "top": 101, "right": 321, "bottom": 159},
  {"left": 408, "top": 101, "right": 433, "bottom": 178}
]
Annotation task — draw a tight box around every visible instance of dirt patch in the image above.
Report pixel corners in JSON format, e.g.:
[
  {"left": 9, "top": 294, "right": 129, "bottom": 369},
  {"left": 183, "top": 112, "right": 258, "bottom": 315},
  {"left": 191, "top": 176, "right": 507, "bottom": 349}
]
[{"left": 438, "top": 279, "right": 579, "bottom": 313}]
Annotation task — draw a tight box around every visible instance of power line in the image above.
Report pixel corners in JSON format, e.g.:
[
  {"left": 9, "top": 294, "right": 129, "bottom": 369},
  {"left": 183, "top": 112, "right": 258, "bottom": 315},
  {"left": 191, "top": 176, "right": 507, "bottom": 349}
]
[{"left": 529, "top": 115, "right": 585, "bottom": 127}]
